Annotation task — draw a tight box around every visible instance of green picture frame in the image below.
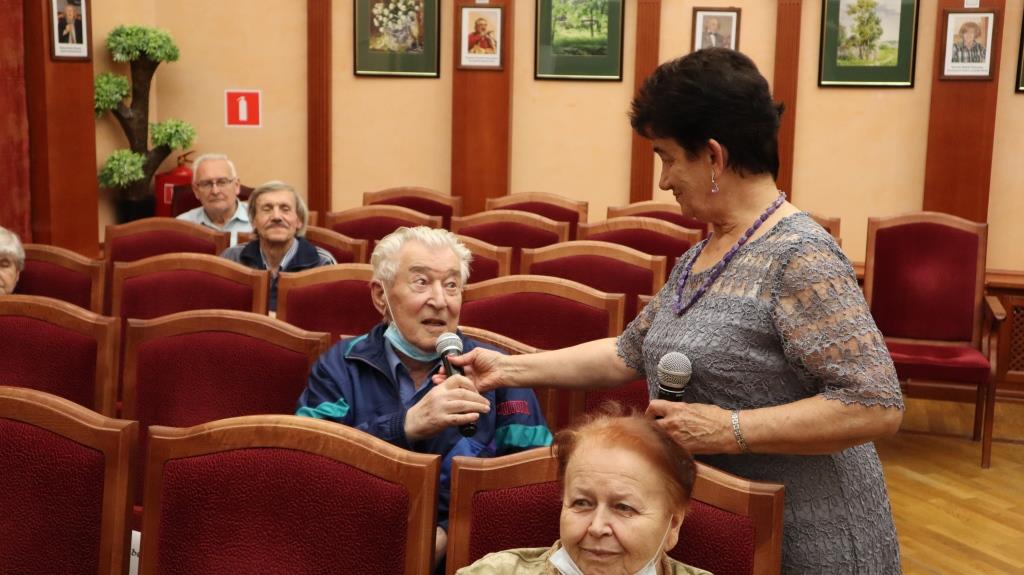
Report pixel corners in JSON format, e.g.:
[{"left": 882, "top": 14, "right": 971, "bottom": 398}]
[
  {"left": 354, "top": 0, "right": 440, "bottom": 78},
  {"left": 535, "top": 0, "right": 624, "bottom": 81},
  {"left": 819, "top": 0, "right": 920, "bottom": 87}
]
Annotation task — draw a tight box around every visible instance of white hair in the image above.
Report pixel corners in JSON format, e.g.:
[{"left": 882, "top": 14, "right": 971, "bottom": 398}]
[
  {"left": 371, "top": 226, "right": 473, "bottom": 286},
  {"left": 0, "top": 226, "right": 25, "bottom": 271},
  {"left": 191, "top": 153, "right": 238, "bottom": 183},
  {"left": 248, "top": 181, "right": 309, "bottom": 238}
]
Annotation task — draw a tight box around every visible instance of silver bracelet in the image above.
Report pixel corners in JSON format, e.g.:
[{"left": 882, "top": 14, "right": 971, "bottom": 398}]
[{"left": 731, "top": 410, "right": 750, "bottom": 453}]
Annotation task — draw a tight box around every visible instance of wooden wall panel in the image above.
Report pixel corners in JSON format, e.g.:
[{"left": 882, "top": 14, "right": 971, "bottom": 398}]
[
  {"left": 922, "top": 0, "right": 1006, "bottom": 222},
  {"left": 451, "top": 0, "right": 514, "bottom": 214},
  {"left": 307, "top": 0, "right": 331, "bottom": 214},
  {"left": 628, "top": 0, "right": 662, "bottom": 203},
  {"left": 23, "top": 0, "right": 99, "bottom": 256},
  {"left": 773, "top": 0, "right": 802, "bottom": 200}
]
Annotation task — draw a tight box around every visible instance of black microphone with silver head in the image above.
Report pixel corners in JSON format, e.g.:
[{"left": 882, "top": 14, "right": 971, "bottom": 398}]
[
  {"left": 436, "top": 332, "right": 477, "bottom": 437},
  {"left": 656, "top": 352, "right": 692, "bottom": 401}
]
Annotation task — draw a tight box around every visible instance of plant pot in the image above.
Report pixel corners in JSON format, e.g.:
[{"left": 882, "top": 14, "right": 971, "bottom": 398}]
[{"left": 114, "top": 196, "right": 155, "bottom": 223}]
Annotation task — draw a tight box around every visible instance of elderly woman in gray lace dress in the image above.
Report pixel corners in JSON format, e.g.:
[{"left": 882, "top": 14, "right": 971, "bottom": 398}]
[{"left": 448, "top": 48, "right": 904, "bottom": 573}]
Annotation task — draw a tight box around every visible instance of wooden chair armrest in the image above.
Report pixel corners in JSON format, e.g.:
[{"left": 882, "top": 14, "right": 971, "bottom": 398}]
[{"left": 985, "top": 295, "right": 1006, "bottom": 324}]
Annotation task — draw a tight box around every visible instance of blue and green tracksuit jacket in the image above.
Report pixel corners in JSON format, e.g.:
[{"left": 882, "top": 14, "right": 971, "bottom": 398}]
[{"left": 295, "top": 322, "right": 552, "bottom": 530}]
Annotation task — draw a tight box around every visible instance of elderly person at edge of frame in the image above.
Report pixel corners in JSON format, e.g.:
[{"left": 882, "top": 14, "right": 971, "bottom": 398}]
[{"left": 0, "top": 226, "right": 25, "bottom": 296}]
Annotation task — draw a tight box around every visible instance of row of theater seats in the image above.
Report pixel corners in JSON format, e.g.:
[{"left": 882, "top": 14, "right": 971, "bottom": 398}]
[{"left": 0, "top": 385, "right": 785, "bottom": 575}]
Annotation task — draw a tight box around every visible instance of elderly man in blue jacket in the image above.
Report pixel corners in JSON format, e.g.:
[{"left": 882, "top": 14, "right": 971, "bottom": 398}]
[{"left": 296, "top": 226, "right": 552, "bottom": 570}]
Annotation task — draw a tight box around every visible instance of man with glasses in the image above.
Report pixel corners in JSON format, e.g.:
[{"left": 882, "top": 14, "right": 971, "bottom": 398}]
[{"left": 177, "top": 153, "right": 252, "bottom": 245}]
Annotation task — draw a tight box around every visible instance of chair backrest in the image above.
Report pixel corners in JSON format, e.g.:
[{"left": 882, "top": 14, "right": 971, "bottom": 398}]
[
  {"left": 521, "top": 240, "right": 666, "bottom": 322},
  {"left": 122, "top": 310, "right": 331, "bottom": 508},
  {"left": 864, "top": 211, "right": 987, "bottom": 347},
  {"left": 140, "top": 415, "right": 439, "bottom": 575},
  {"left": 363, "top": 186, "right": 463, "bottom": 229},
  {"left": 806, "top": 212, "right": 842, "bottom": 245},
  {"left": 0, "top": 295, "right": 118, "bottom": 415},
  {"left": 485, "top": 192, "right": 588, "bottom": 239},
  {"left": 607, "top": 200, "right": 708, "bottom": 238},
  {"left": 579, "top": 216, "right": 702, "bottom": 281},
  {"left": 111, "top": 252, "right": 269, "bottom": 320},
  {"left": 169, "top": 183, "right": 254, "bottom": 217},
  {"left": 103, "top": 218, "right": 229, "bottom": 313},
  {"left": 457, "top": 234, "right": 513, "bottom": 283},
  {"left": 277, "top": 264, "right": 380, "bottom": 340},
  {"left": 304, "top": 225, "right": 369, "bottom": 264},
  {"left": 445, "top": 447, "right": 562, "bottom": 575},
  {"left": 325, "top": 205, "right": 443, "bottom": 253},
  {"left": 451, "top": 210, "right": 569, "bottom": 272},
  {"left": 307, "top": 210, "right": 319, "bottom": 227},
  {"left": 0, "top": 386, "right": 136, "bottom": 575},
  {"left": 17, "top": 244, "right": 105, "bottom": 313},
  {"left": 668, "top": 463, "right": 785, "bottom": 575}
]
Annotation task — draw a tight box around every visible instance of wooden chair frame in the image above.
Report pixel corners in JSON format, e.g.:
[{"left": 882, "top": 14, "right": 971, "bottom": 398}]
[
  {"left": 520, "top": 240, "right": 667, "bottom": 295},
  {"left": 111, "top": 253, "right": 270, "bottom": 318},
  {"left": 304, "top": 226, "right": 370, "bottom": 263},
  {"left": 121, "top": 309, "right": 331, "bottom": 422},
  {"left": 325, "top": 205, "right": 444, "bottom": 232},
  {"left": 140, "top": 415, "right": 439, "bottom": 575},
  {"left": 22, "top": 244, "right": 105, "bottom": 313},
  {"left": 307, "top": 210, "right": 320, "bottom": 228},
  {"left": 455, "top": 235, "right": 513, "bottom": 282},
  {"left": 607, "top": 200, "right": 707, "bottom": 235},
  {"left": 0, "top": 295, "right": 119, "bottom": 416},
  {"left": 451, "top": 210, "right": 570, "bottom": 244},
  {"left": 363, "top": 186, "right": 463, "bottom": 219},
  {"left": 806, "top": 212, "right": 841, "bottom": 244},
  {"left": 0, "top": 386, "right": 136, "bottom": 575},
  {"left": 864, "top": 211, "right": 1005, "bottom": 467},
  {"left": 579, "top": 216, "right": 703, "bottom": 251},
  {"left": 485, "top": 192, "right": 588, "bottom": 225},
  {"left": 104, "top": 218, "right": 229, "bottom": 258}
]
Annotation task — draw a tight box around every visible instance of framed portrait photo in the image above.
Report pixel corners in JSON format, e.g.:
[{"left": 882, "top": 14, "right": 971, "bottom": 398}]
[
  {"left": 941, "top": 10, "right": 996, "bottom": 80},
  {"left": 49, "top": 0, "right": 90, "bottom": 61},
  {"left": 535, "top": 0, "right": 624, "bottom": 81},
  {"left": 459, "top": 6, "right": 502, "bottom": 70},
  {"left": 354, "top": 0, "right": 440, "bottom": 78},
  {"left": 1017, "top": 14, "right": 1024, "bottom": 92},
  {"left": 692, "top": 8, "right": 740, "bottom": 52},
  {"left": 818, "top": 0, "right": 920, "bottom": 87}
]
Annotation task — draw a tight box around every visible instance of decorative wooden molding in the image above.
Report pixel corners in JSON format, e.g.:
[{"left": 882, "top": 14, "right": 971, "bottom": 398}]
[
  {"left": 307, "top": 0, "right": 332, "bottom": 214},
  {"left": 628, "top": 0, "right": 662, "bottom": 203},
  {"left": 922, "top": 0, "right": 1005, "bottom": 222},
  {"left": 773, "top": 0, "right": 802, "bottom": 200}
]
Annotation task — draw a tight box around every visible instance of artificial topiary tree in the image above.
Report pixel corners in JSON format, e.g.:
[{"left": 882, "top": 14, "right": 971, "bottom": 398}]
[{"left": 94, "top": 25, "right": 196, "bottom": 206}]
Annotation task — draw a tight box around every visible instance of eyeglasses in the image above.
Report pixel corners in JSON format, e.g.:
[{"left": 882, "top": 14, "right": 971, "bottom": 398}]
[{"left": 195, "top": 178, "right": 237, "bottom": 191}]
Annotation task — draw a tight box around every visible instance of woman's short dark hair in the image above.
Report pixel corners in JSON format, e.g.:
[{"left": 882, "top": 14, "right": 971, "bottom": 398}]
[
  {"left": 630, "top": 48, "right": 784, "bottom": 179},
  {"left": 553, "top": 403, "right": 697, "bottom": 511}
]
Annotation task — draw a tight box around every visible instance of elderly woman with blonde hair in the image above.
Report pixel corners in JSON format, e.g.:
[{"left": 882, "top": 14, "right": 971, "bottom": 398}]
[
  {"left": 0, "top": 226, "right": 25, "bottom": 296},
  {"left": 457, "top": 407, "right": 710, "bottom": 575}
]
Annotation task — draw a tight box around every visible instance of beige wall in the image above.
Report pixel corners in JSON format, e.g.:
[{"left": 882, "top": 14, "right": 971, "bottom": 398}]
[{"left": 92, "top": 0, "right": 1023, "bottom": 271}]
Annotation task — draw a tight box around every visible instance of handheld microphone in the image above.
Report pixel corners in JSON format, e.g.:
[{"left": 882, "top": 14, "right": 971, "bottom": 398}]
[
  {"left": 436, "top": 332, "right": 476, "bottom": 437},
  {"left": 656, "top": 352, "right": 692, "bottom": 402}
]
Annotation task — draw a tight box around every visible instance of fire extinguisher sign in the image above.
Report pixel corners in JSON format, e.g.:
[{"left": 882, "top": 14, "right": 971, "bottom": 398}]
[{"left": 225, "top": 90, "right": 261, "bottom": 127}]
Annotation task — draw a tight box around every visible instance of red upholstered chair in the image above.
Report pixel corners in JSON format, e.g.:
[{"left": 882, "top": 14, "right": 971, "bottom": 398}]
[
  {"left": 103, "top": 218, "right": 229, "bottom": 313},
  {"left": 608, "top": 200, "right": 708, "bottom": 239},
  {"left": 122, "top": 310, "right": 331, "bottom": 515},
  {"left": 307, "top": 210, "right": 320, "bottom": 227},
  {"left": 17, "top": 244, "right": 105, "bottom": 313},
  {"left": 169, "top": 183, "right": 253, "bottom": 217},
  {"left": 0, "top": 386, "right": 136, "bottom": 575},
  {"left": 864, "top": 211, "right": 1005, "bottom": 467},
  {"left": 304, "top": 225, "right": 369, "bottom": 264},
  {"left": 521, "top": 240, "right": 666, "bottom": 322},
  {"left": 445, "top": 447, "right": 561, "bottom": 575},
  {"left": 363, "top": 186, "right": 463, "bottom": 230},
  {"left": 807, "top": 211, "right": 842, "bottom": 246},
  {"left": 277, "top": 264, "right": 379, "bottom": 340},
  {"left": 485, "top": 192, "right": 588, "bottom": 239},
  {"left": 579, "top": 216, "right": 702, "bottom": 281},
  {"left": 457, "top": 234, "right": 513, "bottom": 283},
  {"left": 451, "top": 210, "right": 569, "bottom": 272},
  {"left": 325, "top": 205, "right": 443, "bottom": 253},
  {"left": 139, "top": 415, "right": 439, "bottom": 575},
  {"left": 0, "top": 295, "right": 118, "bottom": 415}
]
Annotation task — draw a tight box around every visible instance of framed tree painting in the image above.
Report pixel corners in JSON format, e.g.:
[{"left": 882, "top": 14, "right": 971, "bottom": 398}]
[
  {"left": 354, "top": 0, "right": 440, "bottom": 77},
  {"left": 536, "top": 0, "right": 624, "bottom": 81},
  {"left": 819, "top": 0, "right": 920, "bottom": 87}
]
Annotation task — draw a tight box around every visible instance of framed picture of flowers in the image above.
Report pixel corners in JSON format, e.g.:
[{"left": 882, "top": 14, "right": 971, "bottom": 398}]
[{"left": 355, "top": 0, "right": 440, "bottom": 77}]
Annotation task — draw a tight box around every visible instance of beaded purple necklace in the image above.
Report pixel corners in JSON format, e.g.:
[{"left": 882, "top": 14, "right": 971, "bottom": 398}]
[{"left": 672, "top": 191, "right": 787, "bottom": 316}]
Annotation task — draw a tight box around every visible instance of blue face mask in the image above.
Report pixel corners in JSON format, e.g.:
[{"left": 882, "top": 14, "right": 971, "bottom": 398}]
[{"left": 382, "top": 289, "right": 441, "bottom": 363}]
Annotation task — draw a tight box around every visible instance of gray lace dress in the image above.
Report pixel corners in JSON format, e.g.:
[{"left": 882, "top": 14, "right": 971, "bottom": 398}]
[{"left": 617, "top": 213, "right": 903, "bottom": 574}]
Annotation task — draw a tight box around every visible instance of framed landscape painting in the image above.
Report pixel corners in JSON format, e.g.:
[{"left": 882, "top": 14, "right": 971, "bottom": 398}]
[
  {"left": 819, "top": 0, "right": 920, "bottom": 87},
  {"left": 535, "top": 0, "right": 624, "bottom": 81},
  {"left": 354, "top": 0, "right": 440, "bottom": 77}
]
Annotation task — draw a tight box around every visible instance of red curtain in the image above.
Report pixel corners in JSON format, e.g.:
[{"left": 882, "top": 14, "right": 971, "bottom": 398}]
[{"left": 0, "top": 0, "right": 32, "bottom": 241}]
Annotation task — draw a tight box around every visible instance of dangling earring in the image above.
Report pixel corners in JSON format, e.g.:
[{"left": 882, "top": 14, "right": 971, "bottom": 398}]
[{"left": 710, "top": 170, "right": 720, "bottom": 194}]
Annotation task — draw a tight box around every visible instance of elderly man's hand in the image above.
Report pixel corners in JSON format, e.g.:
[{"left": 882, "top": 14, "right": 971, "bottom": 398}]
[{"left": 404, "top": 374, "right": 490, "bottom": 442}]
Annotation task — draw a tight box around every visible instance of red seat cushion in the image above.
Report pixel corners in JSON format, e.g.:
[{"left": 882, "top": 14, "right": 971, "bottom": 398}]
[
  {"left": 458, "top": 223, "right": 562, "bottom": 271},
  {"left": 501, "top": 202, "right": 580, "bottom": 238},
  {"left": 670, "top": 499, "right": 756, "bottom": 575},
  {"left": 372, "top": 197, "right": 454, "bottom": 229},
  {"left": 16, "top": 260, "right": 94, "bottom": 310},
  {"left": 120, "top": 271, "right": 256, "bottom": 319},
  {"left": 461, "top": 293, "right": 610, "bottom": 350},
  {"left": 330, "top": 217, "right": 415, "bottom": 251},
  {"left": 585, "top": 379, "right": 650, "bottom": 414},
  {"left": 284, "top": 280, "right": 379, "bottom": 340},
  {"left": 886, "top": 341, "right": 990, "bottom": 385},
  {"left": 468, "top": 256, "right": 500, "bottom": 283},
  {"left": 308, "top": 238, "right": 358, "bottom": 264},
  {"left": 468, "top": 481, "right": 563, "bottom": 563},
  {"left": 1, "top": 316, "right": 97, "bottom": 408},
  {"left": 529, "top": 255, "right": 652, "bottom": 321}
]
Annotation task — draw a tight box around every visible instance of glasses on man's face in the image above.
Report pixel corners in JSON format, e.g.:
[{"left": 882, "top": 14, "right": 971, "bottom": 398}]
[{"left": 195, "top": 178, "right": 236, "bottom": 192}]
